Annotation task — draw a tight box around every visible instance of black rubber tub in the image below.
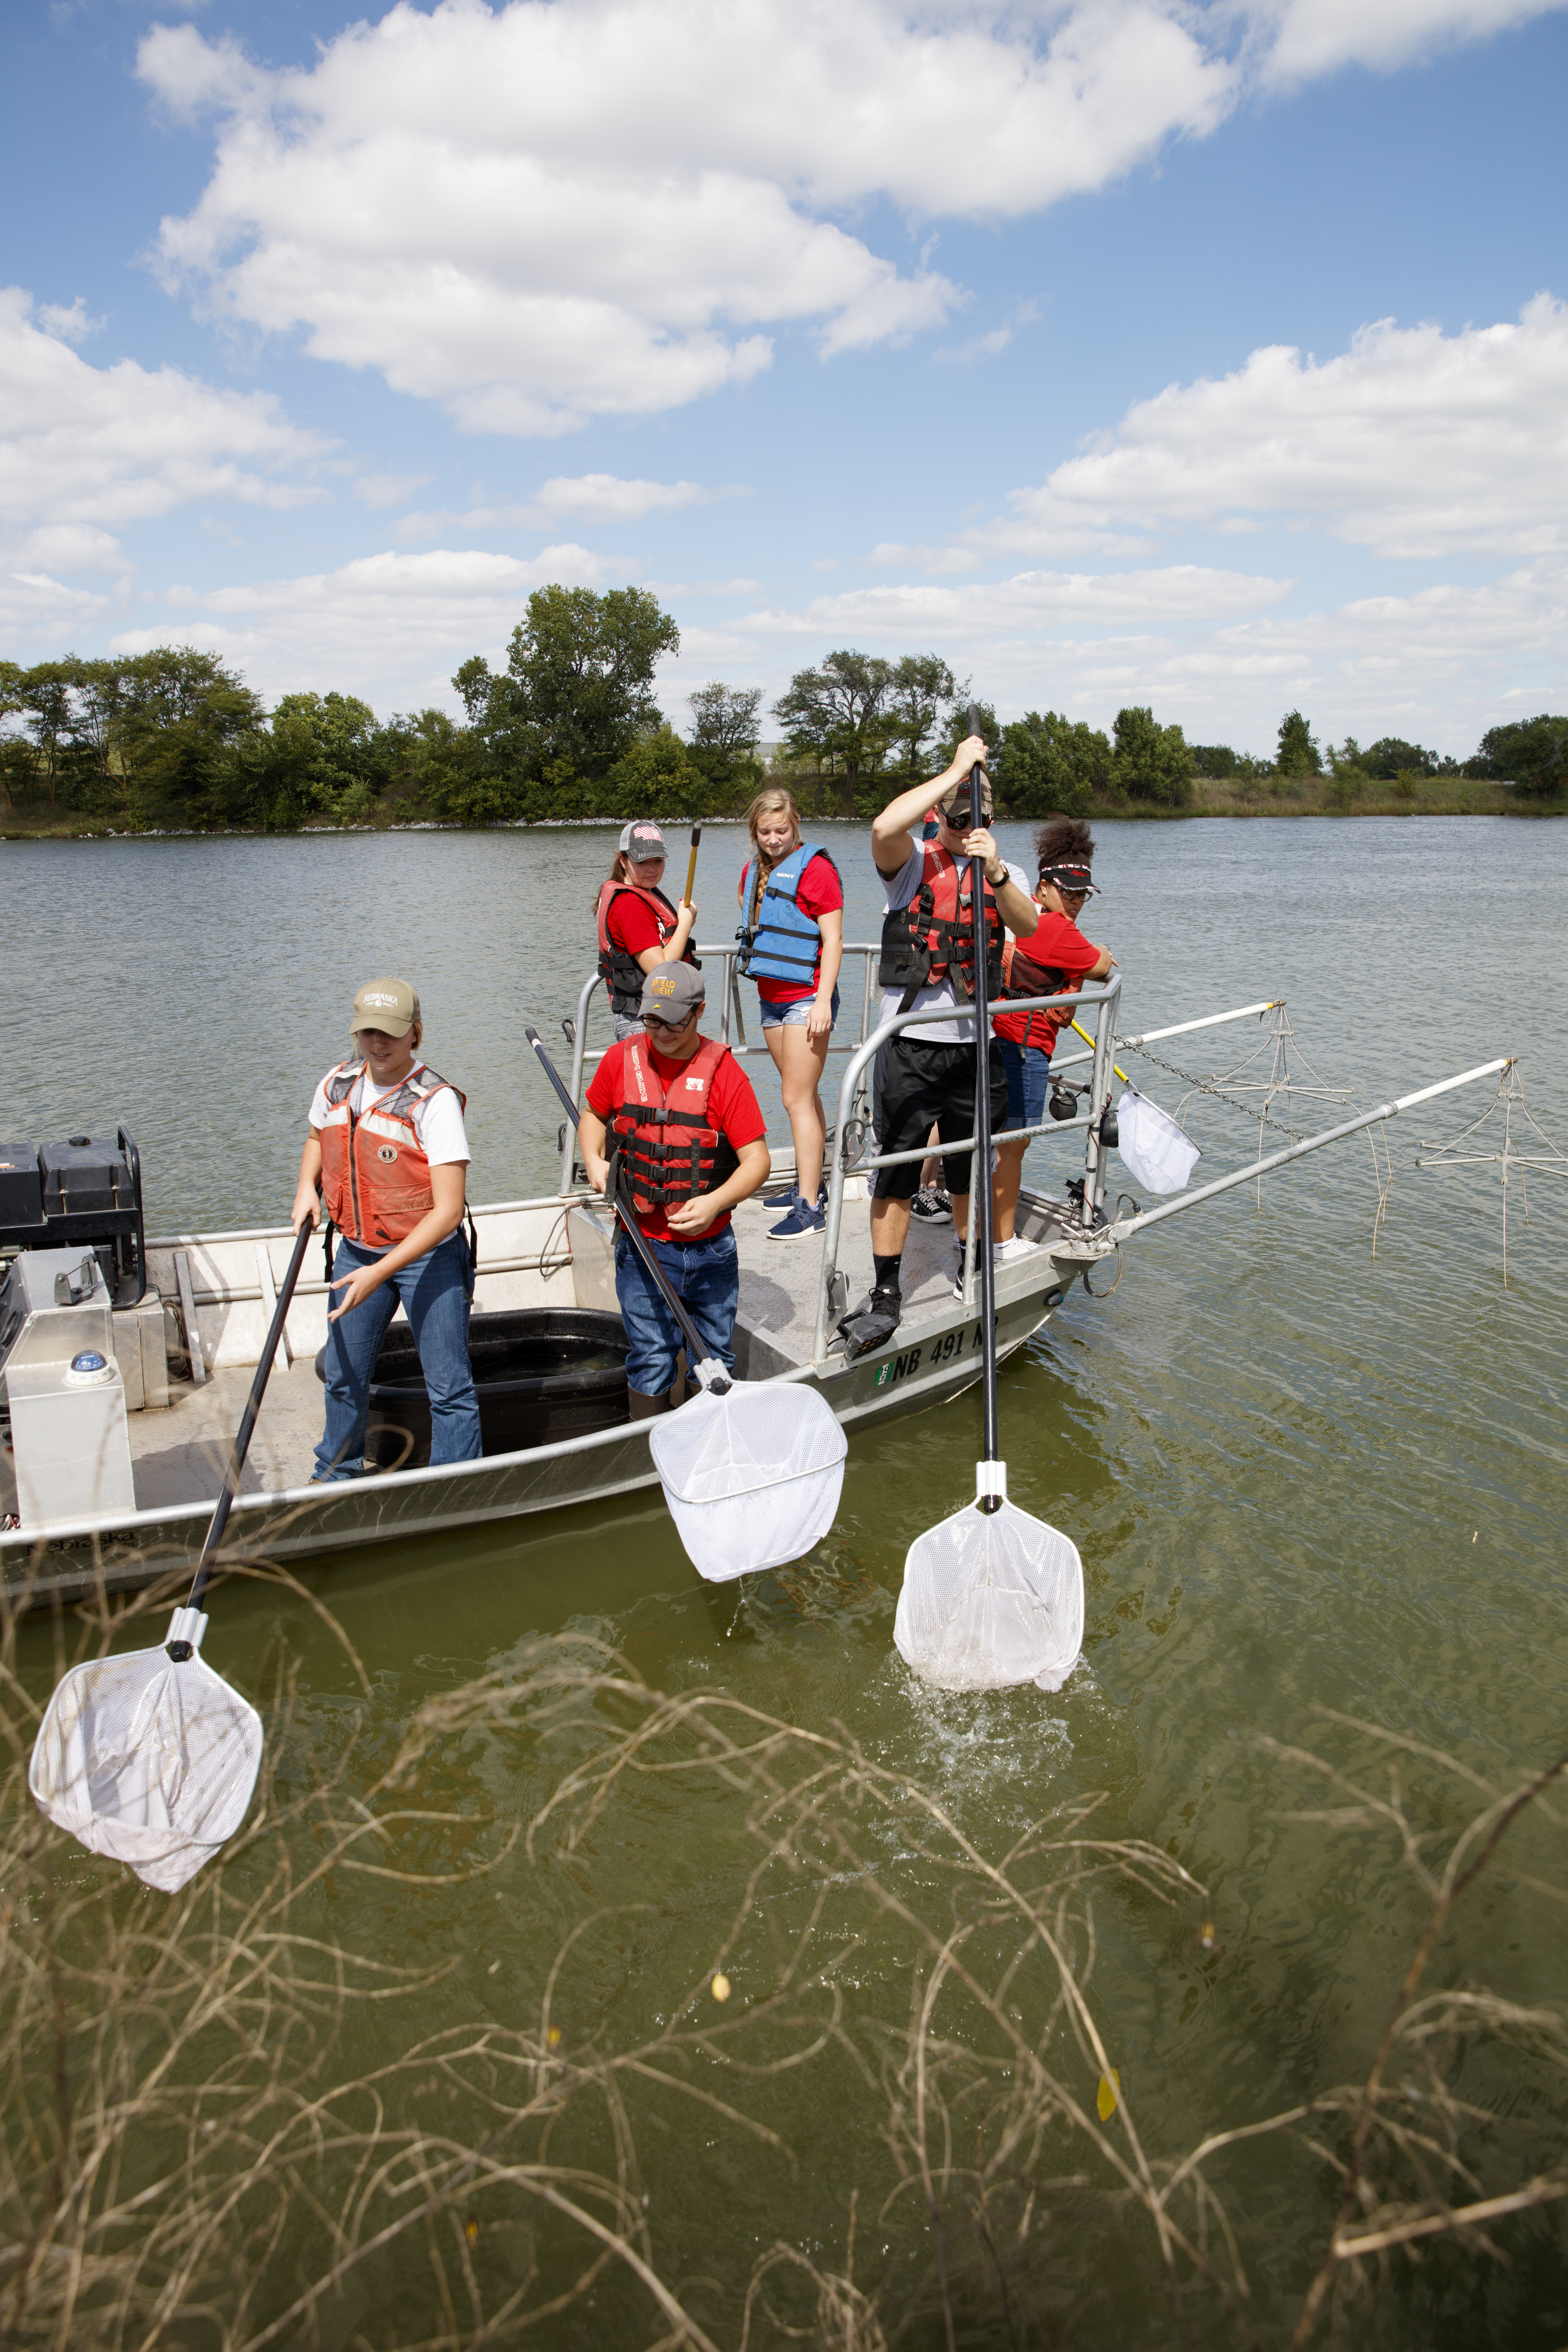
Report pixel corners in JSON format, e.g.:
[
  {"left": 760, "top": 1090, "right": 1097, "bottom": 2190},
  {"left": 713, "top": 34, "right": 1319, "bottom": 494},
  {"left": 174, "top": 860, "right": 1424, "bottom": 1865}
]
[{"left": 313, "top": 1307, "right": 630, "bottom": 1471}]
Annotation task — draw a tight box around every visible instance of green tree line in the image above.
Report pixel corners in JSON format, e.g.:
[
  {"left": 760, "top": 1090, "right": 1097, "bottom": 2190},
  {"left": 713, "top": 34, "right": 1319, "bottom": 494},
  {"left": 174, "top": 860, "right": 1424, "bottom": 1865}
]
[{"left": 4, "top": 589, "right": 1563, "bottom": 833}]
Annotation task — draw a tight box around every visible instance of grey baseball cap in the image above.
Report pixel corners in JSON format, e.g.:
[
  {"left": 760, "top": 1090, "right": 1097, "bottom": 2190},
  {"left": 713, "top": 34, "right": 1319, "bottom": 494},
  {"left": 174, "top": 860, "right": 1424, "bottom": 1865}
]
[
  {"left": 640, "top": 960, "right": 705, "bottom": 1022},
  {"left": 619, "top": 821, "right": 666, "bottom": 862}
]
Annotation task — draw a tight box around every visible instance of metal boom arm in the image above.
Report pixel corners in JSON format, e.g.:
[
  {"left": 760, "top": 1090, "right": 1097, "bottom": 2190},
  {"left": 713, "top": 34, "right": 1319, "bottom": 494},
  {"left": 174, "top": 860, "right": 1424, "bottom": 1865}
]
[{"left": 1115, "top": 1057, "right": 1514, "bottom": 1239}]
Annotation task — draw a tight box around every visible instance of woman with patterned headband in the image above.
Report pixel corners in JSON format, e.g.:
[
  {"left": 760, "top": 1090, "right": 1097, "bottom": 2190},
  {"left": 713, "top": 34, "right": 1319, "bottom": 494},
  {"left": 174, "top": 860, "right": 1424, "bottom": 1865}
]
[{"left": 992, "top": 817, "right": 1116, "bottom": 1247}]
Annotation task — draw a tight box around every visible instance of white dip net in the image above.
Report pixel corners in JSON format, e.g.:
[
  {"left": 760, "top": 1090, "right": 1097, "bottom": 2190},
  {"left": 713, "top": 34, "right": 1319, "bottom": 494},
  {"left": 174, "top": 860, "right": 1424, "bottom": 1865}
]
[
  {"left": 29, "top": 1610, "right": 263, "bottom": 1893},
  {"left": 648, "top": 1380, "right": 848, "bottom": 1582},
  {"left": 895, "top": 1478, "right": 1085, "bottom": 1693},
  {"left": 1117, "top": 1086, "right": 1201, "bottom": 1195}
]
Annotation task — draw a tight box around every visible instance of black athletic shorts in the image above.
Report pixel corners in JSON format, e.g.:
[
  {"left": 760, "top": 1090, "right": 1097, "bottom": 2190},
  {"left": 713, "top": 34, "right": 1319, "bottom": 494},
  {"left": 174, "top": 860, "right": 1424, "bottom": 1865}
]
[{"left": 870, "top": 1033, "right": 1009, "bottom": 1201}]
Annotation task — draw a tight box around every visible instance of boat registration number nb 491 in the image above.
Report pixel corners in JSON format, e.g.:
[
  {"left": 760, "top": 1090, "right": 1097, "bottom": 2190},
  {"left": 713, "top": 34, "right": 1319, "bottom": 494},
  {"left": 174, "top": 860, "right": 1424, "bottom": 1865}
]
[{"left": 872, "top": 1324, "right": 982, "bottom": 1388}]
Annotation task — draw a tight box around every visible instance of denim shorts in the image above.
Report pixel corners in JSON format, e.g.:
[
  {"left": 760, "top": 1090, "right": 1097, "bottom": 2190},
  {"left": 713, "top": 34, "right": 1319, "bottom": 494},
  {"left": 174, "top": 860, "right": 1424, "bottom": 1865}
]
[
  {"left": 999, "top": 1038, "right": 1051, "bottom": 1138},
  {"left": 759, "top": 985, "right": 840, "bottom": 1031}
]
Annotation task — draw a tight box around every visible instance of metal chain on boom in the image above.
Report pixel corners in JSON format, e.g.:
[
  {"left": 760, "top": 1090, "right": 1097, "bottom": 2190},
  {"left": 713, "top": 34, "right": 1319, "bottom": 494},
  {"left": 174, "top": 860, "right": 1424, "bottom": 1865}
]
[{"left": 1120, "top": 1037, "right": 1301, "bottom": 1140}]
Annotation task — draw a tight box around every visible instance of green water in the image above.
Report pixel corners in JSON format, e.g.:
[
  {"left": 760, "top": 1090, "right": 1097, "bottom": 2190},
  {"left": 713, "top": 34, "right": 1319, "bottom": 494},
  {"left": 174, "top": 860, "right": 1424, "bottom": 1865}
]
[{"left": 4, "top": 819, "right": 1566, "bottom": 2346}]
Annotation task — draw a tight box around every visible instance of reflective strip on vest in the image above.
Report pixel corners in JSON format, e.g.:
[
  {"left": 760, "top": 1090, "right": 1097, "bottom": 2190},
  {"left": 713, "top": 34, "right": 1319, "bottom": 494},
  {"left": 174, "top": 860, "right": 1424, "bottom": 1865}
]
[
  {"left": 737, "top": 842, "right": 831, "bottom": 984},
  {"left": 610, "top": 1035, "right": 738, "bottom": 1214},
  {"left": 877, "top": 844, "right": 1004, "bottom": 1005},
  {"left": 318, "top": 1060, "right": 466, "bottom": 1246}
]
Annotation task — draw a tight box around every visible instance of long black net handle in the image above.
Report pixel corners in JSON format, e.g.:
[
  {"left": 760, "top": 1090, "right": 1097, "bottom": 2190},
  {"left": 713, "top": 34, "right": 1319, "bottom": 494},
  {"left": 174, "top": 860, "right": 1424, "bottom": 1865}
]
[
  {"left": 525, "top": 1026, "right": 732, "bottom": 1397},
  {"left": 967, "top": 701, "right": 1002, "bottom": 1504},
  {"left": 174, "top": 1209, "right": 317, "bottom": 1642}
]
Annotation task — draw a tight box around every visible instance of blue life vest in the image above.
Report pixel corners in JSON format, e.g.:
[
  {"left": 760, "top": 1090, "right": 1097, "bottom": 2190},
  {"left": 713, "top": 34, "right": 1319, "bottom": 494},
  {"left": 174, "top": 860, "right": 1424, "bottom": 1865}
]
[{"left": 737, "top": 842, "right": 835, "bottom": 985}]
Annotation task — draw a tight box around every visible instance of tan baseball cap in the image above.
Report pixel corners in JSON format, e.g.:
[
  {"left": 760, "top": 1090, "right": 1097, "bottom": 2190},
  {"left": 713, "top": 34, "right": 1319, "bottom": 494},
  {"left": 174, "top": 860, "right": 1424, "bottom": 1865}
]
[{"left": 352, "top": 976, "right": 420, "bottom": 1035}]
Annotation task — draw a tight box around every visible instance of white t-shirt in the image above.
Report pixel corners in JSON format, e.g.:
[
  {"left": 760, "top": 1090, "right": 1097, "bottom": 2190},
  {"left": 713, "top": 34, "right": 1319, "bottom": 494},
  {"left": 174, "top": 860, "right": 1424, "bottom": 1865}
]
[
  {"left": 308, "top": 1064, "right": 471, "bottom": 1165},
  {"left": 877, "top": 845, "right": 1030, "bottom": 1046}
]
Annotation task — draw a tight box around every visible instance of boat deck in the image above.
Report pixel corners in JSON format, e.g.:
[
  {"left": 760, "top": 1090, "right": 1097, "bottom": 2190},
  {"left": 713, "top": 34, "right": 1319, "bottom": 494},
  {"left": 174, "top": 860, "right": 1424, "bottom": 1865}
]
[{"left": 730, "top": 1183, "right": 964, "bottom": 1370}]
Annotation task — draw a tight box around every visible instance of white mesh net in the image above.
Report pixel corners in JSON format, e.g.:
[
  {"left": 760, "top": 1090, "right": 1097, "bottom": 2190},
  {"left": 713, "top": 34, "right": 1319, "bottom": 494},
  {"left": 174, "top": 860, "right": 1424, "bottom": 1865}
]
[
  {"left": 647, "top": 1382, "right": 848, "bottom": 1582},
  {"left": 1117, "top": 1086, "right": 1201, "bottom": 1195},
  {"left": 894, "top": 1494, "right": 1085, "bottom": 1693},
  {"left": 29, "top": 1616, "right": 263, "bottom": 1893}
]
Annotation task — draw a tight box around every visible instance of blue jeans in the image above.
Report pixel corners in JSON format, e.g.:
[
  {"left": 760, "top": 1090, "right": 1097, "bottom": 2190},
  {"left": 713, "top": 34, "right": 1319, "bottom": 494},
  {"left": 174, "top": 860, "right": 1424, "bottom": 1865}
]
[
  {"left": 614, "top": 1226, "right": 739, "bottom": 1399},
  {"left": 759, "top": 984, "right": 840, "bottom": 1030},
  {"left": 1000, "top": 1039, "right": 1051, "bottom": 1138},
  {"left": 314, "top": 1232, "right": 481, "bottom": 1481}
]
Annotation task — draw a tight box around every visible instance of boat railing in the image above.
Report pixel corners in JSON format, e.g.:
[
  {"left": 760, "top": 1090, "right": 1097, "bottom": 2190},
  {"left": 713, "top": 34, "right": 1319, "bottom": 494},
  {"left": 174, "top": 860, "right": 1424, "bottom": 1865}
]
[
  {"left": 561, "top": 942, "right": 895, "bottom": 1194},
  {"left": 810, "top": 972, "right": 1124, "bottom": 1359}
]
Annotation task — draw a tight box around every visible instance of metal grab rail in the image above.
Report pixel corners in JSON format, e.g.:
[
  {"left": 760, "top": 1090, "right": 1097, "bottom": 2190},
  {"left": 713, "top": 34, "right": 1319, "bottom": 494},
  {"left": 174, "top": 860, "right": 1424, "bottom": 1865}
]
[
  {"left": 561, "top": 942, "right": 895, "bottom": 1192},
  {"left": 811, "top": 972, "right": 1123, "bottom": 1360}
]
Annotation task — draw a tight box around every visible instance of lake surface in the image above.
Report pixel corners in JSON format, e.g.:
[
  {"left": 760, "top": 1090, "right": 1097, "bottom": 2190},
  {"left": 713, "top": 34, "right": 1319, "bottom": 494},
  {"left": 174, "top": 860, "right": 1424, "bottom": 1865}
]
[{"left": 4, "top": 817, "right": 1566, "bottom": 2346}]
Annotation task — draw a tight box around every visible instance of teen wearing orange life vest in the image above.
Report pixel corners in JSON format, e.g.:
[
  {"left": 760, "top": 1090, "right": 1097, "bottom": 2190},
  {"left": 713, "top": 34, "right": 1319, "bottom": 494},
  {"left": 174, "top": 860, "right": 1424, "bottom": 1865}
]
[
  {"left": 291, "top": 975, "right": 481, "bottom": 1481},
  {"left": 578, "top": 960, "right": 770, "bottom": 1418},
  {"left": 594, "top": 821, "right": 698, "bottom": 1040},
  {"left": 992, "top": 817, "right": 1116, "bottom": 1247},
  {"left": 849, "top": 736, "right": 1039, "bottom": 1338}
]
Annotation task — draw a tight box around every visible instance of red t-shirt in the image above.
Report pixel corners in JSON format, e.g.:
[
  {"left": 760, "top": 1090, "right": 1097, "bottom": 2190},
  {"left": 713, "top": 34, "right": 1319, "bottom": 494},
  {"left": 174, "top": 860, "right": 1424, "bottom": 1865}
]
[
  {"left": 739, "top": 850, "right": 844, "bottom": 1006},
  {"left": 586, "top": 1037, "right": 767, "bottom": 1241},
  {"left": 606, "top": 887, "right": 672, "bottom": 960},
  {"left": 992, "top": 911, "right": 1103, "bottom": 1053}
]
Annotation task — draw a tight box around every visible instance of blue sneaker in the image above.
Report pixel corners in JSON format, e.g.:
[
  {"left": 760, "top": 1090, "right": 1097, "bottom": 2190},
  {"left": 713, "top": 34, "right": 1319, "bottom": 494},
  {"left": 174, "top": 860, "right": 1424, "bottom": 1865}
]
[{"left": 768, "top": 1195, "right": 826, "bottom": 1242}]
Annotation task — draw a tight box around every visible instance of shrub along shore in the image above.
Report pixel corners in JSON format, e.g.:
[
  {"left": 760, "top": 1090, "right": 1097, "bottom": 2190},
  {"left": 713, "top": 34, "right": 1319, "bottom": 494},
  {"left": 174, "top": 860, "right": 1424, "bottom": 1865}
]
[{"left": 4, "top": 589, "right": 1563, "bottom": 839}]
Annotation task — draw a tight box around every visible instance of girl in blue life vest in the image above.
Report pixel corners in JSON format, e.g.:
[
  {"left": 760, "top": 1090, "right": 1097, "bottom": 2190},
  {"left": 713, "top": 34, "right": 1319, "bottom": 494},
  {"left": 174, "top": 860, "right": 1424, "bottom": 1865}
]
[{"left": 735, "top": 787, "right": 844, "bottom": 1241}]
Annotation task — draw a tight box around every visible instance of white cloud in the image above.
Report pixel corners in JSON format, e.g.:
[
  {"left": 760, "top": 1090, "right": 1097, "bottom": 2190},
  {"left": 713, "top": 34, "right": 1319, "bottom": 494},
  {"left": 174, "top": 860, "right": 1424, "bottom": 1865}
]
[
  {"left": 0, "top": 285, "right": 328, "bottom": 536},
  {"left": 0, "top": 570, "right": 113, "bottom": 644},
  {"left": 914, "top": 296, "right": 1568, "bottom": 566},
  {"left": 38, "top": 297, "right": 105, "bottom": 346},
  {"left": 392, "top": 472, "right": 748, "bottom": 541},
  {"left": 1259, "top": 0, "right": 1568, "bottom": 81},
  {"left": 352, "top": 470, "right": 432, "bottom": 509},
  {"left": 727, "top": 564, "right": 1294, "bottom": 647},
  {"left": 139, "top": 1, "right": 1568, "bottom": 436},
  {"left": 109, "top": 541, "right": 625, "bottom": 705},
  {"left": 531, "top": 474, "right": 745, "bottom": 525}
]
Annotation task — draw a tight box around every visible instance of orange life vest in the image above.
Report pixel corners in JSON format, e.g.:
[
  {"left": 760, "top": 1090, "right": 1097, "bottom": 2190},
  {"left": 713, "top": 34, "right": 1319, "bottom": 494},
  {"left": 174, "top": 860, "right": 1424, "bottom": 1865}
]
[
  {"left": 595, "top": 879, "right": 697, "bottom": 1019},
  {"left": 318, "top": 1060, "right": 466, "bottom": 1247},
  {"left": 878, "top": 844, "right": 1004, "bottom": 1012},
  {"left": 609, "top": 1035, "right": 739, "bottom": 1214}
]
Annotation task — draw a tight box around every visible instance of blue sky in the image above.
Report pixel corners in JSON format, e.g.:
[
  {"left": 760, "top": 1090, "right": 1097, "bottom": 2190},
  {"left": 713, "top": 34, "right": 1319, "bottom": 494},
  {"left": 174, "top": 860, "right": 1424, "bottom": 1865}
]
[{"left": 6, "top": 0, "right": 1568, "bottom": 758}]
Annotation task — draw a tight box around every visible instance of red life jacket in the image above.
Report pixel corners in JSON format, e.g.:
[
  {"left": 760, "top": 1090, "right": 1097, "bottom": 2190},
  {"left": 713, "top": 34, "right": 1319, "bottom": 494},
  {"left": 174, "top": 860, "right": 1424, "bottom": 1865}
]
[
  {"left": 995, "top": 936, "right": 1076, "bottom": 1054},
  {"left": 595, "top": 879, "right": 697, "bottom": 1020},
  {"left": 318, "top": 1060, "right": 465, "bottom": 1247},
  {"left": 878, "top": 844, "right": 1004, "bottom": 1012},
  {"left": 609, "top": 1035, "right": 740, "bottom": 1215}
]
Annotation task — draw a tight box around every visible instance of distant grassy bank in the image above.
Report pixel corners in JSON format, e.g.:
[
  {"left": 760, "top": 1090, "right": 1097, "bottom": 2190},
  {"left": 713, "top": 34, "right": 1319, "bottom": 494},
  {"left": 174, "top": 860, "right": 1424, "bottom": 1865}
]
[{"left": 3, "top": 775, "right": 1559, "bottom": 841}]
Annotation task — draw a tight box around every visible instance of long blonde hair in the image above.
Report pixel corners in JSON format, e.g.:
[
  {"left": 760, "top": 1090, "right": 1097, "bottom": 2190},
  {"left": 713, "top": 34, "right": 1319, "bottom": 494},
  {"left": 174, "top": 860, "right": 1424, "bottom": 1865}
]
[{"left": 741, "top": 787, "right": 802, "bottom": 927}]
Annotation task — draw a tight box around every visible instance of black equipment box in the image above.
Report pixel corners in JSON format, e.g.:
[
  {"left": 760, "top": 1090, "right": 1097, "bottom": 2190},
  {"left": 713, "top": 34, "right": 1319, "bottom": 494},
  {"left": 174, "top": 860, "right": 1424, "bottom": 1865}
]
[
  {"left": 0, "top": 1130, "right": 146, "bottom": 1305},
  {"left": 0, "top": 1145, "right": 44, "bottom": 1228}
]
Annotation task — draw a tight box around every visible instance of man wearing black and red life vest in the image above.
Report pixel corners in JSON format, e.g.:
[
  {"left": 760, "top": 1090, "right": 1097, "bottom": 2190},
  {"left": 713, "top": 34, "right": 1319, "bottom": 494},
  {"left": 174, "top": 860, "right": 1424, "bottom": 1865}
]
[
  {"left": 579, "top": 961, "right": 771, "bottom": 1419},
  {"left": 850, "top": 735, "right": 1040, "bottom": 1339}
]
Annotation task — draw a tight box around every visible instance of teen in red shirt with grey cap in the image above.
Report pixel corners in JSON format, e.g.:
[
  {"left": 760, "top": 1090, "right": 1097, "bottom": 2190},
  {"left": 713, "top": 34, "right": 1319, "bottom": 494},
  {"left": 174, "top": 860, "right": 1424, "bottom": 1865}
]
[
  {"left": 594, "top": 822, "right": 699, "bottom": 1041},
  {"left": 578, "top": 960, "right": 771, "bottom": 1418},
  {"left": 291, "top": 975, "right": 481, "bottom": 1480}
]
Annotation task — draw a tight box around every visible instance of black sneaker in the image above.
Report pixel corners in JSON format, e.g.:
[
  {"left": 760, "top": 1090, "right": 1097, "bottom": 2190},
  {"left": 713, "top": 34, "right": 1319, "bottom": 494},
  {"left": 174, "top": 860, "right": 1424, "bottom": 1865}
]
[
  {"left": 837, "top": 1280, "right": 902, "bottom": 1359},
  {"left": 909, "top": 1185, "right": 952, "bottom": 1221}
]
